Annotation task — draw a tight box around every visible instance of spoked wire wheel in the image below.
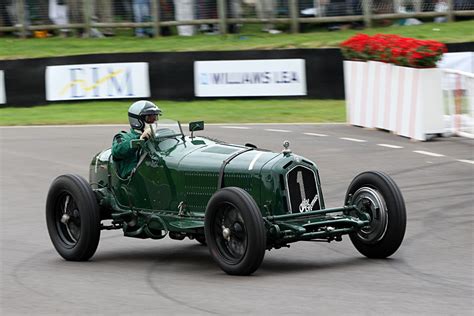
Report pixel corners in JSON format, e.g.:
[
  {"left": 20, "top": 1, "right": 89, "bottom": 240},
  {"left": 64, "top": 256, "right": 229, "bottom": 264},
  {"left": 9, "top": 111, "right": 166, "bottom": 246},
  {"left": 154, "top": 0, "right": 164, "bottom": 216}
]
[
  {"left": 46, "top": 174, "right": 101, "bottom": 261},
  {"left": 212, "top": 202, "right": 248, "bottom": 264},
  {"left": 54, "top": 192, "right": 82, "bottom": 246},
  {"left": 205, "top": 187, "right": 266, "bottom": 275}
]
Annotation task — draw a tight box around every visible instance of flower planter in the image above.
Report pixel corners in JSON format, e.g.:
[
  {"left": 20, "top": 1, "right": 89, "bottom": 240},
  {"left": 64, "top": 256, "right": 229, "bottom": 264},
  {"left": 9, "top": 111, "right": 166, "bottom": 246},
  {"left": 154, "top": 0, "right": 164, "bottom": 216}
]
[{"left": 344, "top": 60, "right": 445, "bottom": 141}]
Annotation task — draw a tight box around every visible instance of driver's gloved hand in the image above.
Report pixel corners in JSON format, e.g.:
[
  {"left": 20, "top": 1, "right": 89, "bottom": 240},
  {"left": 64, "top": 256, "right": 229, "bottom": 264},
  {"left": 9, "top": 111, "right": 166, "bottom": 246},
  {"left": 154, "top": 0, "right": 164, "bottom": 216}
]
[{"left": 140, "top": 126, "right": 153, "bottom": 140}]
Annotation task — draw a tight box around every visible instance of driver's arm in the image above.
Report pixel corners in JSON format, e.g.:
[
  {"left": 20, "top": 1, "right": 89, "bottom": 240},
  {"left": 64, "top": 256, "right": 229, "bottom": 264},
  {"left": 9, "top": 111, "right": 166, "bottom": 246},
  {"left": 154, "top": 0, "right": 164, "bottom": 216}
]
[
  {"left": 140, "top": 125, "right": 153, "bottom": 140},
  {"left": 111, "top": 132, "right": 138, "bottom": 160}
]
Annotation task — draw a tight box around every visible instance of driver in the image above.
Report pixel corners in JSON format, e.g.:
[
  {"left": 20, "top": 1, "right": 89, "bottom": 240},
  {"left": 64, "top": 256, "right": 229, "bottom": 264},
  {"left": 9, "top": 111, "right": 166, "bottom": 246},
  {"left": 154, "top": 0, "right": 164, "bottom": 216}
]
[{"left": 112, "top": 100, "right": 161, "bottom": 178}]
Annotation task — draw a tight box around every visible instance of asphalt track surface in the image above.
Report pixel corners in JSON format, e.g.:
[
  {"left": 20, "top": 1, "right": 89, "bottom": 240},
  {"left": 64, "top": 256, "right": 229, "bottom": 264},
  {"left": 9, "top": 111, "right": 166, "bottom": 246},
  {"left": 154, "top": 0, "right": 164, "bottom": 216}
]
[{"left": 1, "top": 123, "right": 473, "bottom": 315}]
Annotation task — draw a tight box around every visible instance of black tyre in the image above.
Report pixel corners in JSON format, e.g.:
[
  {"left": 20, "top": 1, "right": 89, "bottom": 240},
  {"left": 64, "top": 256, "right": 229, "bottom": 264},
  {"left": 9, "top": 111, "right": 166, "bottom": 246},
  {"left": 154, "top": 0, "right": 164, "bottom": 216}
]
[
  {"left": 205, "top": 187, "right": 266, "bottom": 275},
  {"left": 345, "top": 171, "right": 406, "bottom": 258},
  {"left": 46, "top": 174, "right": 101, "bottom": 261}
]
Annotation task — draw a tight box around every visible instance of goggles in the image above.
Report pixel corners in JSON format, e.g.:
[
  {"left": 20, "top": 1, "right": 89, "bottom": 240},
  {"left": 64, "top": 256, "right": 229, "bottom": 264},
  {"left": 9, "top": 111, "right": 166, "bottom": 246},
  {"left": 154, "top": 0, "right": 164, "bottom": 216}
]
[{"left": 144, "top": 114, "right": 158, "bottom": 124}]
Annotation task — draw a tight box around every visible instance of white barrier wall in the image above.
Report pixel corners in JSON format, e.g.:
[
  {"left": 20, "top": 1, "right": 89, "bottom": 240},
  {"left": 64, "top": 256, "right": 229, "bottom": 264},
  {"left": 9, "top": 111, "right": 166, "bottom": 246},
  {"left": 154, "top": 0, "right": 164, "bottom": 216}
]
[
  {"left": 0, "top": 71, "right": 5, "bottom": 104},
  {"left": 442, "top": 69, "right": 474, "bottom": 139},
  {"left": 344, "top": 60, "right": 445, "bottom": 141},
  {"left": 438, "top": 52, "right": 474, "bottom": 74},
  {"left": 46, "top": 62, "right": 150, "bottom": 101}
]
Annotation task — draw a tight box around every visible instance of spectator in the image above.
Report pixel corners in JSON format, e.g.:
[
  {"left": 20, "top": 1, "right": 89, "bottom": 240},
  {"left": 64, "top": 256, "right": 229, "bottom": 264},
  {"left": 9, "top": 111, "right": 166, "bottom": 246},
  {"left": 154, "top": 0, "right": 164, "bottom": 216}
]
[
  {"left": 66, "top": 0, "right": 84, "bottom": 36},
  {"left": 115, "top": 0, "right": 133, "bottom": 21},
  {"left": 227, "top": 0, "right": 242, "bottom": 33},
  {"left": 158, "top": 0, "right": 173, "bottom": 36},
  {"left": 29, "top": 0, "right": 52, "bottom": 25},
  {"left": 49, "top": 0, "right": 68, "bottom": 36},
  {"left": 396, "top": 1, "right": 422, "bottom": 25},
  {"left": 8, "top": 0, "right": 33, "bottom": 36},
  {"left": 350, "top": 0, "right": 362, "bottom": 15},
  {"left": 455, "top": 0, "right": 474, "bottom": 10},
  {"left": 94, "top": 0, "right": 114, "bottom": 36},
  {"left": 299, "top": 0, "right": 328, "bottom": 17},
  {"left": 174, "top": 0, "right": 195, "bottom": 36},
  {"left": 197, "top": 0, "right": 217, "bottom": 34},
  {"left": 133, "top": 0, "right": 151, "bottom": 37},
  {"left": 434, "top": 0, "right": 448, "bottom": 23},
  {"left": 255, "top": 0, "right": 280, "bottom": 34},
  {"left": 0, "top": 0, "right": 13, "bottom": 35}
]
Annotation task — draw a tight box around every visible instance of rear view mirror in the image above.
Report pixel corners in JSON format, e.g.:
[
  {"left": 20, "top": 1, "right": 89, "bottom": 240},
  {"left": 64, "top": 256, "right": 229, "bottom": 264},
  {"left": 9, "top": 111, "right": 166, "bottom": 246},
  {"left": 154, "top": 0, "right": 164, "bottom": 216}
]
[
  {"left": 189, "top": 121, "right": 204, "bottom": 132},
  {"left": 189, "top": 121, "right": 204, "bottom": 139}
]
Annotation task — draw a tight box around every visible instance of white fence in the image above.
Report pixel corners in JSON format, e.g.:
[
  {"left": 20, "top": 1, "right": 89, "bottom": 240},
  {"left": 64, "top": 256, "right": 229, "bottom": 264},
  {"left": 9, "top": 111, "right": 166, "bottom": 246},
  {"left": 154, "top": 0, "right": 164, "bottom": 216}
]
[{"left": 442, "top": 69, "right": 474, "bottom": 139}]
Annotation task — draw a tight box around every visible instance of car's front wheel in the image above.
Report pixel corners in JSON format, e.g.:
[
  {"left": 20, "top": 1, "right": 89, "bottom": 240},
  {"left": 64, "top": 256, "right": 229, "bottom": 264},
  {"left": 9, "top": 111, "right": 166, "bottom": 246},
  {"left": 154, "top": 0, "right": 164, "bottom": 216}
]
[
  {"left": 345, "top": 171, "right": 406, "bottom": 258},
  {"left": 46, "top": 174, "right": 101, "bottom": 261},
  {"left": 205, "top": 187, "right": 266, "bottom": 275}
]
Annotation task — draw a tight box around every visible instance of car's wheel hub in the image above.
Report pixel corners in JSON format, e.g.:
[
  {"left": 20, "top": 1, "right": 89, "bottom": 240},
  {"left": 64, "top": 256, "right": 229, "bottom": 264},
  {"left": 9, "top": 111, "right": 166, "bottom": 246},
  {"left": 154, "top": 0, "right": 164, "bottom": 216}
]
[
  {"left": 222, "top": 227, "right": 231, "bottom": 240},
  {"left": 352, "top": 186, "right": 388, "bottom": 244},
  {"left": 213, "top": 204, "right": 248, "bottom": 263},
  {"left": 55, "top": 193, "right": 82, "bottom": 246}
]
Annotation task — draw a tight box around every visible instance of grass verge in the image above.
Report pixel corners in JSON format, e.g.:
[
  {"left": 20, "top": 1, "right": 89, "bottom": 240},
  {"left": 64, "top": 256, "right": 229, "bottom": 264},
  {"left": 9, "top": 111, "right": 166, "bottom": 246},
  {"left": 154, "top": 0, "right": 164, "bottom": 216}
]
[
  {"left": 0, "top": 99, "right": 346, "bottom": 126},
  {"left": 0, "top": 21, "right": 472, "bottom": 59}
]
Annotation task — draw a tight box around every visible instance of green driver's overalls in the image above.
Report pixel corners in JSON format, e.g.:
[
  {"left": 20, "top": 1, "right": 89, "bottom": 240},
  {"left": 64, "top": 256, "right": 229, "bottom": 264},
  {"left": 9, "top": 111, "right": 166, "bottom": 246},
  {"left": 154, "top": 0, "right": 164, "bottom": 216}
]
[{"left": 111, "top": 129, "right": 141, "bottom": 178}]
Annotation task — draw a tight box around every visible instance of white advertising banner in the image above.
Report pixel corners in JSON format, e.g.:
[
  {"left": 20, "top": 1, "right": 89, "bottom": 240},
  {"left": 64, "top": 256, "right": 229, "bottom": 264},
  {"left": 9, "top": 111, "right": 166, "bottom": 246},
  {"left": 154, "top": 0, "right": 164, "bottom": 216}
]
[
  {"left": 0, "top": 70, "right": 5, "bottom": 104},
  {"left": 46, "top": 62, "right": 150, "bottom": 101},
  {"left": 194, "top": 59, "right": 307, "bottom": 97}
]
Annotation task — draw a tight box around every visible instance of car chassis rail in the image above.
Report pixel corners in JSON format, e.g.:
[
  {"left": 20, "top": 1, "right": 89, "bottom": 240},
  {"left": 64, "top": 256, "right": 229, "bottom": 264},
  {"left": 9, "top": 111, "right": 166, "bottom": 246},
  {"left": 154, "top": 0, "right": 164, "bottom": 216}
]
[
  {"left": 264, "top": 205, "right": 370, "bottom": 246},
  {"left": 98, "top": 185, "right": 371, "bottom": 248}
]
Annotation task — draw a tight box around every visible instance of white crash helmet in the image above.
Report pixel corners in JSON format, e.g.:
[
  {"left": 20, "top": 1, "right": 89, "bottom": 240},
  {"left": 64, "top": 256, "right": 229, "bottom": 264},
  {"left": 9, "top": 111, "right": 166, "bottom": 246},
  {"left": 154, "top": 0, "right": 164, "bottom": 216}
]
[{"left": 128, "top": 100, "right": 162, "bottom": 131}]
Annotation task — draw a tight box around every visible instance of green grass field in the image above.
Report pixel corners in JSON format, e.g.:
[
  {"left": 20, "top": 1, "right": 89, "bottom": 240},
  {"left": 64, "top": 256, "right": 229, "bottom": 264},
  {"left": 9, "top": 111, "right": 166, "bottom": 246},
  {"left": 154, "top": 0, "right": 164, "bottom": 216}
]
[
  {"left": 0, "top": 20, "right": 472, "bottom": 59},
  {"left": 0, "top": 100, "right": 346, "bottom": 126}
]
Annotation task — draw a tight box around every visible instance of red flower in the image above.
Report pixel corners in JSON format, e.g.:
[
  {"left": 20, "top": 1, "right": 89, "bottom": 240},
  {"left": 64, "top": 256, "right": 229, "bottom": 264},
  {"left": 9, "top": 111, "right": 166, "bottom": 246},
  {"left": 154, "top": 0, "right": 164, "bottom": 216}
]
[{"left": 340, "top": 34, "right": 447, "bottom": 68}]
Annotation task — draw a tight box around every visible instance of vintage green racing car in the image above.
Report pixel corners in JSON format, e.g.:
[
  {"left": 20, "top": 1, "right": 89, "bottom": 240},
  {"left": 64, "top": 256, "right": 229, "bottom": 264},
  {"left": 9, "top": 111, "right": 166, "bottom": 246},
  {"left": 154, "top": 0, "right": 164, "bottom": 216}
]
[{"left": 46, "top": 120, "right": 406, "bottom": 275}]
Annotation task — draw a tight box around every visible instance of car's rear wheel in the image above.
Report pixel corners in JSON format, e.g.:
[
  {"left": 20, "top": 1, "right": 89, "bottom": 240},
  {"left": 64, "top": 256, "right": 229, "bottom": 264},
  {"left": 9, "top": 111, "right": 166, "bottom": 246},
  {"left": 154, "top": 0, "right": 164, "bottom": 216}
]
[
  {"left": 205, "top": 187, "right": 266, "bottom": 275},
  {"left": 345, "top": 171, "right": 406, "bottom": 258},
  {"left": 46, "top": 174, "right": 101, "bottom": 261}
]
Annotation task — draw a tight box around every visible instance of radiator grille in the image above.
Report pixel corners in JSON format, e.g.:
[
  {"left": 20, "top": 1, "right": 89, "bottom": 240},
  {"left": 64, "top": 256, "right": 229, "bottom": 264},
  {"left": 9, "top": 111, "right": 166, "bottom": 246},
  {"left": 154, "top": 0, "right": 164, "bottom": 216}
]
[{"left": 285, "top": 166, "right": 320, "bottom": 213}]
